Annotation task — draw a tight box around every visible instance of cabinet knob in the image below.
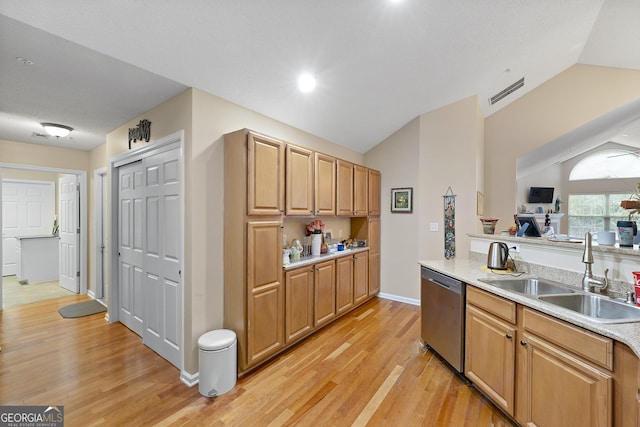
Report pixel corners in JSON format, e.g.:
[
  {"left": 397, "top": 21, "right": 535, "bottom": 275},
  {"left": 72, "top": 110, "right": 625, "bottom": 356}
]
[
  {"left": 505, "top": 333, "right": 513, "bottom": 339},
  {"left": 520, "top": 340, "right": 527, "bottom": 346}
]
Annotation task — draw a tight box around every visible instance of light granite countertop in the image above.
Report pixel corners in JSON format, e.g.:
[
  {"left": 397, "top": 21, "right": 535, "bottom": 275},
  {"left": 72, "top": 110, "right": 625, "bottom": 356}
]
[
  {"left": 418, "top": 257, "right": 640, "bottom": 359},
  {"left": 284, "top": 247, "right": 368, "bottom": 271}
]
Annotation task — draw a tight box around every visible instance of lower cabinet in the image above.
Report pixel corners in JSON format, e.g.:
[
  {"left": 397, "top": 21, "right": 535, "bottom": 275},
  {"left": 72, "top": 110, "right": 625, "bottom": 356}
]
[
  {"left": 336, "top": 252, "right": 369, "bottom": 315},
  {"left": 285, "top": 266, "right": 314, "bottom": 344},
  {"left": 466, "top": 286, "right": 615, "bottom": 426}
]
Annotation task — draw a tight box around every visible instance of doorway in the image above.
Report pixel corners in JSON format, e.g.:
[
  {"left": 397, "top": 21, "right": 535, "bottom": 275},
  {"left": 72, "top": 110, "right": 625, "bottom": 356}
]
[
  {"left": 94, "top": 168, "right": 107, "bottom": 302},
  {"left": 0, "top": 164, "right": 87, "bottom": 309}
]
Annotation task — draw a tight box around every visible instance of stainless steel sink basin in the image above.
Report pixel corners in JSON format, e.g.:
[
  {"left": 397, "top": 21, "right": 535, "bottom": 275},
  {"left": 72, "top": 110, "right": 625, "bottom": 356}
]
[
  {"left": 480, "top": 277, "right": 575, "bottom": 296},
  {"left": 538, "top": 294, "right": 640, "bottom": 323}
]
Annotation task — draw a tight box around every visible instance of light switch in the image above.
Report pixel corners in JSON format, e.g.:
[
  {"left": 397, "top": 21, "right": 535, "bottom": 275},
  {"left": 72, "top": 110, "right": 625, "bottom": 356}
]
[{"left": 429, "top": 222, "right": 439, "bottom": 232}]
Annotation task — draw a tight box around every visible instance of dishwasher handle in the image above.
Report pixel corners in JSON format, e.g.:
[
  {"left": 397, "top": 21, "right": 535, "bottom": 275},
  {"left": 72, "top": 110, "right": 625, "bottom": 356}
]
[{"left": 421, "top": 267, "right": 464, "bottom": 294}]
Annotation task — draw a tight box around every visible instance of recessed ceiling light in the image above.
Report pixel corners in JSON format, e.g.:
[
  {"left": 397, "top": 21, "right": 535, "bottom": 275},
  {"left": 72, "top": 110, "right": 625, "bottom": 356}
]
[
  {"left": 41, "top": 123, "right": 73, "bottom": 138},
  {"left": 297, "top": 73, "right": 316, "bottom": 93}
]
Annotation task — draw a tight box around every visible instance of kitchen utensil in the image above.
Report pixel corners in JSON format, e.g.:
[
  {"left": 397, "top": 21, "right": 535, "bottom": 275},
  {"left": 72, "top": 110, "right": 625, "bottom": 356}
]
[{"left": 487, "top": 242, "right": 509, "bottom": 270}]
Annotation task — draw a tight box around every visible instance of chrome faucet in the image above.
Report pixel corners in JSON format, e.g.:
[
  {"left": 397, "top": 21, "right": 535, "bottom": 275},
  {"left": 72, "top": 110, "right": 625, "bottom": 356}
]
[{"left": 582, "top": 232, "right": 609, "bottom": 292}]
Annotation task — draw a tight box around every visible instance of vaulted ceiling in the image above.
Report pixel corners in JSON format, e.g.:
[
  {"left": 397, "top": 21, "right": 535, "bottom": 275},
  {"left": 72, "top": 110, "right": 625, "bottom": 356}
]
[{"left": 1, "top": 1, "right": 639, "bottom": 153}]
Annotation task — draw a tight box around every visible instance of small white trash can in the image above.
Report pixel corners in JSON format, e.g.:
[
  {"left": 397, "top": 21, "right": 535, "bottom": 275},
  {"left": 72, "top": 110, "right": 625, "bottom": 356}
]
[{"left": 198, "top": 329, "right": 237, "bottom": 397}]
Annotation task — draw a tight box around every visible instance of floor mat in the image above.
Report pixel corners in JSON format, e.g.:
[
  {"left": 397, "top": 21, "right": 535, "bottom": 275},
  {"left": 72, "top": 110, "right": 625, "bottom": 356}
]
[{"left": 58, "top": 300, "right": 106, "bottom": 318}]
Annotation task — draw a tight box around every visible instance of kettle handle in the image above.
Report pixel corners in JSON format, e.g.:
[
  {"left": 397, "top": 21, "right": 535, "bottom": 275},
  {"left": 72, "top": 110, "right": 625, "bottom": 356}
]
[{"left": 500, "top": 242, "right": 509, "bottom": 258}]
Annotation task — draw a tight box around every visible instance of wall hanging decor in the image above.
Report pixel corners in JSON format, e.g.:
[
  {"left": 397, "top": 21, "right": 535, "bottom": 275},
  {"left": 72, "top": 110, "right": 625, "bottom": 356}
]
[
  {"left": 391, "top": 187, "right": 413, "bottom": 213},
  {"left": 443, "top": 187, "right": 456, "bottom": 259}
]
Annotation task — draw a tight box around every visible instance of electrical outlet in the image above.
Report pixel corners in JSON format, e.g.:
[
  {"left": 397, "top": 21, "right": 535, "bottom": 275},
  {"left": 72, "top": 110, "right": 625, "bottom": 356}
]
[
  {"left": 510, "top": 244, "right": 520, "bottom": 253},
  {"left": 429, "top": 222, "right": 439, "bottom": 232}
]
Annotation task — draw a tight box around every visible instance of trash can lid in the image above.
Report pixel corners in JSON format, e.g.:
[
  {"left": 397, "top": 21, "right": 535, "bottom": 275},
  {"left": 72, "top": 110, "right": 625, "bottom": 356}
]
[{"left": 199, "top": 329, "right": 237, "bottom": 351}]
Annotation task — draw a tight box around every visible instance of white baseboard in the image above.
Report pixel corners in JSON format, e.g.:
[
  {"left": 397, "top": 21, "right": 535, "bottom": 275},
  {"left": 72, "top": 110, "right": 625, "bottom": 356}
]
[
  {"left": 181, "top": 370, "right": 199, "bottom": 387},
  {"left": 378, "top": 292, "right": 419, "bottom": 306}
]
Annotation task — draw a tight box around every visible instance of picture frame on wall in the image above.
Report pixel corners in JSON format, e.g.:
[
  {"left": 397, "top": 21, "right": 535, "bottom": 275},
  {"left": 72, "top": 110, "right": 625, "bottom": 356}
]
[{"left": 391, "top": 187, "right": 413, "bottom": 213}]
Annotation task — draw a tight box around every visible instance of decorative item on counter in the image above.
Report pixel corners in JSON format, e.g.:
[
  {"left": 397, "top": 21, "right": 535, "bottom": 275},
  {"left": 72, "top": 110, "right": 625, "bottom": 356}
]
[
  {"left": 283, "top": 248, "right": 291, "bottom": 265},
  {"left": 542, "top": 214, "right": 554, "bottom": 235},
  {"left": 633, "top": 272, "right": 640, "bottom": 307},
  {"left": 443, "top": 186, "right": 456, "bottom": 259},
  {"left": 479, "top": 217, "right": 499, "bottom": 234},
  {"left": 290, "top": 239, "right": 303, "bottom": 259},
  {"left": 617, "top": 220, "right": 637, "bottom": 247},
  {"left": 620, "top": 181, "right": 640, "bottom": 217},
  {"left": 306, "top": 220, "right": 325, "bottom": 256},
  {"left": 290, "top": 246, "right": 300, "bottom": 260},
  {"left": 555, "top": 197, "right": 562, "bottom": 213}
]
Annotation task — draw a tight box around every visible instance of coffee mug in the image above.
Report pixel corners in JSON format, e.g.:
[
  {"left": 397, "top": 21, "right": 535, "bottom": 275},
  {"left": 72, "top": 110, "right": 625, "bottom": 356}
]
[
  {"left": 633, "top": 272, "right": 640, "bottom": 307},
  {"left": 597, "top": 231, "right": 616, "bottom": 246},
  {"left": 617, "top": 221, "right": 638, "bottom": 247}
]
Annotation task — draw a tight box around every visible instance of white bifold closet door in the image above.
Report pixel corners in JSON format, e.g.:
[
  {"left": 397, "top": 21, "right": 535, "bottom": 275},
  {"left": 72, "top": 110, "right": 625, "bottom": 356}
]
[{"left": 118, "top": 148, "right": 182, "bottom": 368}]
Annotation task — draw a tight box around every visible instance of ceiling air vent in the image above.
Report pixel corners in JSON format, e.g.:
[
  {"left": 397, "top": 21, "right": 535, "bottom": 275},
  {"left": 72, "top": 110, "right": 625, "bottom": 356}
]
[
  {"left": 489, "top": 77, "right": 525, "bottom": 106},
  {"left": 32, "top": 132, "right": 50, "bottom": 138}
]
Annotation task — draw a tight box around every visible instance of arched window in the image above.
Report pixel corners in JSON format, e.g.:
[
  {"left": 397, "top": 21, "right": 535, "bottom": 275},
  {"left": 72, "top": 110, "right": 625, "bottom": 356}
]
[{"left": 569, "top": 149, "right": 640, "bottom": 181}]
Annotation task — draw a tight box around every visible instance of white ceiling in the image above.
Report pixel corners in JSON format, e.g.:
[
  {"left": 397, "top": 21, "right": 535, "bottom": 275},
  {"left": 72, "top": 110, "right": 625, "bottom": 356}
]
[{"left": 1, "top": 0, "right": 639, "bottom": 153}]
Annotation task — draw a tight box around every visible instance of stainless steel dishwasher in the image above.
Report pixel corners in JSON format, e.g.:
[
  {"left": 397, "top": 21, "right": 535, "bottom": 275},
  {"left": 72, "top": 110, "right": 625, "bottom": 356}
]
[{"left": 420, "top": 266, "right": 466, "bottom": 373}]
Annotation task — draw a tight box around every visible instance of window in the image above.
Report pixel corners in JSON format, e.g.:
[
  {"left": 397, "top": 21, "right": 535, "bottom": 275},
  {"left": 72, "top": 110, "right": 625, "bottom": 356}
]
[
  {"left": 569, "top": 149, "right": 640, "bottom": 181},
  {"left": 568, "top": 193, "right": 629, "bottom": 236}
]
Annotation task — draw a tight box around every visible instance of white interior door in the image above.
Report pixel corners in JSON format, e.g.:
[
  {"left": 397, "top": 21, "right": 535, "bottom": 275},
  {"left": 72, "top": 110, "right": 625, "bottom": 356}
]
[
  {"left": 141, "top": 148, "right": 182, "bottom": 367},
  {"left": 59, "top": 175, "right": 79, "bottom": 293},
  {"left": 2, "top": 180, "right": 55, "bottom": 276},
  {"left": 118, "top": 161, "right": 145, "bottom": 336}
]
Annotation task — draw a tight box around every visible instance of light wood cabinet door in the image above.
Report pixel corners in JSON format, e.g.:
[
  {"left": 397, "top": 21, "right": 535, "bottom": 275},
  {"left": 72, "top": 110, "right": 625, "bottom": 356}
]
[
  {"left": 336, "top": 255, "right": 354, "bottom": 314},
  {"left": 314, "top": 260, "right": 336, "bottom": 327},
  {"left": 285, "top": 266, "right": 314, "bottom": 344},
  {"left": 246, "top": 220, "right": 284, "bottom": 366},
  {"left": 336, "top": 159, "right": 354, "bottom": 216},
  {"left": 353, "top": 165, "right": 368, "bottom": 216},
  {"left": 465, "top": 304, "right": 516, "bottom": 416},
  {"left": 285, "top": 144, "right": 314, "bottom": 216},
  {"left": 517, "top": 332, "right": 612, "bottom": 427},
  {"left": 353, "top": 251, "right": 369, "bottom": 304},
  {"left": 368, "top": 217, "right": 380, "bottom": 295},
  {"left": 368, "top": 169, "right": 381, "bottom": 216},
  {"left": 315, "top": 153, "right": 336, "bottom": 216},
  {"left": 247, "top": 132, "right": 285, "bottom": 215}
]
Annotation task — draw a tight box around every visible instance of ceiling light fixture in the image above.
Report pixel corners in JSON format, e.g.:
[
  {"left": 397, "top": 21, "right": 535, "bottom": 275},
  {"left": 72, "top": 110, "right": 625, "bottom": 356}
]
[
  {"left": 297, "top": 73, "right": 316, "bottom": 93},
  {"left": 41, "top": 123, "right": 73, "bottom": 138}
]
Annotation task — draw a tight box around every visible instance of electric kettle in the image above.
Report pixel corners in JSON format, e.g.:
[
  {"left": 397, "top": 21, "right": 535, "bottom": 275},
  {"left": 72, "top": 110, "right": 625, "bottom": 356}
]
[{"left": 487, "top": 242, "right": 509, "bottom": 270}]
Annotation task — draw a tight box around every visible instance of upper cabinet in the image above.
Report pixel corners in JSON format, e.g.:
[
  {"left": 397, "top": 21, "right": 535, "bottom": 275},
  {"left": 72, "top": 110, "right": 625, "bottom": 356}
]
[
  {"left": 314, "top": 153, "right": 336, "bottom": 216},
  {"left": 368, "top": 169, "right": 381, "bottom": 216},
  {"left": 336, "top": 160, "right": 369, "bottom": 216},
  {"left": 247, "top": 132, "right": 285, "bottom": 216},
  {"left": 285, "top": 144, "right": 314, "bottom": 216}
]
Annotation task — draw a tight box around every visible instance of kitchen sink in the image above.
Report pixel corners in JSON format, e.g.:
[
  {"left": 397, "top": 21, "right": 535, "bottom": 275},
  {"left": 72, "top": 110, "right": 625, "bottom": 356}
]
[
  {"left": 480, "top": 277, "right": 576, "bottom": 296},
  {"left": 538, "top": 294, "right": 640, "bottom": 323}
]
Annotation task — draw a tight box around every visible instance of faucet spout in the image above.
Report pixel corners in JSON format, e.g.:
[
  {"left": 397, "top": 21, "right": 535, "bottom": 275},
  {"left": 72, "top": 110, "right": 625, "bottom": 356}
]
[{"left": 582, "top": 232, "right": 609, "bottom": 292}]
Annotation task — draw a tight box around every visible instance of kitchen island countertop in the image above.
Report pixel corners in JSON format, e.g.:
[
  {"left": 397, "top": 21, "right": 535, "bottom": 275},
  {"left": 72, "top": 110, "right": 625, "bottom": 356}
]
[{"left": 419, "top": 257, "right": 640, "bottom": 358}]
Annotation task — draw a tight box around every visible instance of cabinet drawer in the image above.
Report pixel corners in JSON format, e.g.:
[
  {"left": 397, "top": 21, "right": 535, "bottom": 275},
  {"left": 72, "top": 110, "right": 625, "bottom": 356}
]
[
  {"left": 467, "top": 286, "right": 516, "bottom": 324},
  {"left": 522, "top": 307, "right": 613, "bottom": 370}
]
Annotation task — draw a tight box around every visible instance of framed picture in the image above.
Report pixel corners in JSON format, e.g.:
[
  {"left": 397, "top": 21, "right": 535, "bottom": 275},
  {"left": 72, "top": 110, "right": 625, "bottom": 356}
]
[{"left": 391, "top": 187, "right": 413, "bottom": 213}]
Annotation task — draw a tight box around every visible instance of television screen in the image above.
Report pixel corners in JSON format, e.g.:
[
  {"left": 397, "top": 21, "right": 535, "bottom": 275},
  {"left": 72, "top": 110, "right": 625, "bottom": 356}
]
[{"left": 528, "top": 187, "right": 554, "bottom": 204}]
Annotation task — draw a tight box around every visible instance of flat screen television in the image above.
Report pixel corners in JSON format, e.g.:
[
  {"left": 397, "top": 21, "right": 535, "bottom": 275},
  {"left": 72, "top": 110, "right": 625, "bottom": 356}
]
[{"left": 528, "top": 187, "right": 554, "bottom": 204}]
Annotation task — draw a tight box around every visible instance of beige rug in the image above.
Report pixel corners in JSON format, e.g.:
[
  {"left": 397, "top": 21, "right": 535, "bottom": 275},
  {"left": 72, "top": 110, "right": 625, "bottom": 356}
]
[{"left": 58, "top": 300, "right": 106, "bottom": 318}]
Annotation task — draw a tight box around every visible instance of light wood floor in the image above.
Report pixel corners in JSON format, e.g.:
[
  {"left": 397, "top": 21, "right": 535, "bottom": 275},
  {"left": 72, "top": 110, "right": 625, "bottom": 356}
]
[{"left": 0, "top": 295, "right": 515, "bottom": 426}]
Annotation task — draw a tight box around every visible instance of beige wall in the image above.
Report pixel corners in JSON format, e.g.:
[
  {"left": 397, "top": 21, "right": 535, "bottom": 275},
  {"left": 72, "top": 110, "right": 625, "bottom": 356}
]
[
  {"left": 485, "top": 64, "right": 640, "bottom": 226},
  {"left": 365, "top": 96, "right": 484, "bottom": 301}
]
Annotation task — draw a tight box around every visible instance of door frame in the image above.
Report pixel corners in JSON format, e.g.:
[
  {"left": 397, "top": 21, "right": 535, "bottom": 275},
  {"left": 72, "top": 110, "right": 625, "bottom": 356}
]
[
  {"left": 0, "top": 164, "right": 87, "bottom": 308},
  {"left": 107, "top": 130, "right": 185, "bottom": 368},
  {"left": 93, "top": 167, "right": 107, "bottom": 301}
]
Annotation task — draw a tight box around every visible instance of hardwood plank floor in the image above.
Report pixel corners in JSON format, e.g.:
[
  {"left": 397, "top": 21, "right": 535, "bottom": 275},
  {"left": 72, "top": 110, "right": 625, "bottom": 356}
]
[{"left": 0, "top": 295, "right": 515, "bottom": 426}]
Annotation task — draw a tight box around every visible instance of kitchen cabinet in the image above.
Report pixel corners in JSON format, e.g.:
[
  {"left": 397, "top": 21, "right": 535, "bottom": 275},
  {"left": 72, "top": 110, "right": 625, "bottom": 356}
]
[
  {"left": 285, "top": 266, "right": 314, "bottom": 344},
  {"left": 465, "top": 287, "right": 516, "bottom": 415},
  {"left": 285, "top": 144, "right": 314, "bottom": 216},
  {"left": 336, "top": 160, "right": 368, "bottom": 216},
  {"left": 353, "top": 251, "right": 369, "bottom": 304},
  {"left": 466, "top": 286, "right": 614, "bottom": 426},
  {"left": 314, "top": 259, "right": 336, "bottom": 327},
  {"left": 336, "top": 251, "right": 369, "bottom": 314},
  {"left": 368, "top": 169, "right": 381, "bottom": 216},
  {"left": 246, "top": 220, "right": 285, "bottom": 367},
  {"left": 367, "top": 217, "right": 380, "bottom": 295},
  {"left": 246, "top": 131, "right": 285, "bottom": 216},
  {"left": 315, "top": 153, "right": 336, "bottom": 216},
  {"left": 336, "top": 255, "right": 354, "bottom": 315}
]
